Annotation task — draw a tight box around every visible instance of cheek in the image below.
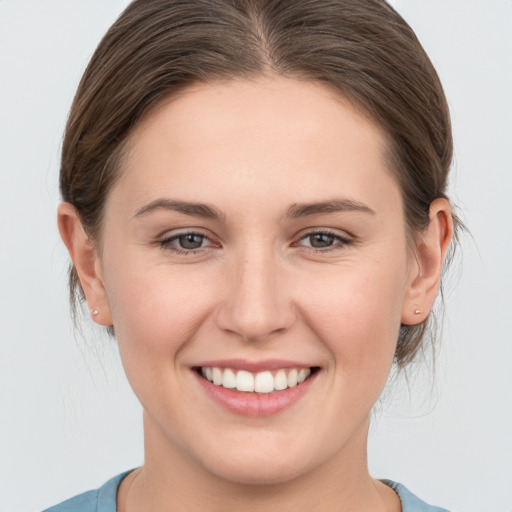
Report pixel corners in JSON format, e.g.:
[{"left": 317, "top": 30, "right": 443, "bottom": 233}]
[
  {"left": 100, "top": 256, "right": 223, "bottom": 421},
  {"left": 103, "top": 255, "right": 215, "bottom": 358},
  {"left": 296, "top": 257, "right": 407, "bottom": 372}
]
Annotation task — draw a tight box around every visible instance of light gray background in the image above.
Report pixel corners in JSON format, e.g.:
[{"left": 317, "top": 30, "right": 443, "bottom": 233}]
[{"left": 1, "top": 1, "right": 511, "bottom": 511}]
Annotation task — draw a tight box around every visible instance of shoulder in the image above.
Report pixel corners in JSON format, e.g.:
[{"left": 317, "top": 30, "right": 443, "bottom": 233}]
[
  {"left": 42, "top": 471, "right": 132, "bottom": 512},
  {"left": 42, "top": 489, "right": 99, "bottom": 512},
  {"left": 382, "top": 480, "right": 453, "bottom": 512}
]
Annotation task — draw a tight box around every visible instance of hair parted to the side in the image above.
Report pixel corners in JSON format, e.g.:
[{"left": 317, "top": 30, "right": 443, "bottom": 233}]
[{"left": 61, "top": 0, "right": 461, "bottom": 368}]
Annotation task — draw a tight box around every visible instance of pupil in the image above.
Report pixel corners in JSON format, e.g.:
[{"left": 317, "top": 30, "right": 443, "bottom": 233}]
[
  {"left": 179, "top": 234, "right": 203, "bottom": 249},
  {"left": 310, "top": 233, "right": 334, "bottom": 248}
]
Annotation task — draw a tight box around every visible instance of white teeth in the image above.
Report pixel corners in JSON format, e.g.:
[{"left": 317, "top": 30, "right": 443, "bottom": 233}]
[
  {"left": 287, "top": 368, "right": 298, "bottom": 388},
  {"left": 212, "top": 367, "right": 223, "bottom": 386},
  {"left": 200, "top": 366, "right": 314, "bottom": 393},
  {"left": 222, "top": 368, "right": 236, "bottom": 388},
  {"left": 297, "top": 368, "right": 311, "bottom": 383},
  {"left": 274, "top": 369, "right": 288, "bottom": 391},
  {"left": 254, "top": 371, "right": 274, "bottom": 393},
  {"left": 236, "top": 370, "right": 255, "bottom": 392}
]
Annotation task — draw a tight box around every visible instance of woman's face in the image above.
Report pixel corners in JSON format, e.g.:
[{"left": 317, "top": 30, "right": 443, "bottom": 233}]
[{"left": 94, "top": 77, "right": 421, "bottom": 484}]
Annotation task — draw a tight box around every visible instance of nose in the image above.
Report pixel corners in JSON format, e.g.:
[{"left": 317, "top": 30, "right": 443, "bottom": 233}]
[{"left": 215, "top": 247, "right": 296, "bottom": 342}]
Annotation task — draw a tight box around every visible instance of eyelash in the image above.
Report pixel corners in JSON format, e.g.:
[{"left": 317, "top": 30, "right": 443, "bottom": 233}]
[
  {"left": 159, "top": 231, "right": 214, "bottom": 255},
  {"left": 293, "top": 230, "right": 353, "bottom": 252},
  {"left": 159, "top": 229, "right": 353, "bottom": 255}
]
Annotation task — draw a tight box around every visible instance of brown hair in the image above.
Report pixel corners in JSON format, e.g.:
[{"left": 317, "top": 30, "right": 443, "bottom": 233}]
[{"left": 61, "top": 0, "right": 460, "bottom": 367}]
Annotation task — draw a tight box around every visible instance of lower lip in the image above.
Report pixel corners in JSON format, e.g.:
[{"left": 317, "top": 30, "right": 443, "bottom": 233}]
[{"left": 194, "top": 370, "right": 318, "bottom": 417}]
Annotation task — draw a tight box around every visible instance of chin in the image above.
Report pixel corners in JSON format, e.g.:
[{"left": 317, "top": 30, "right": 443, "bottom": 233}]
[
  {"left": 192, "top": 434, "right": 323, "bottom": 486},
  {"left": 204, "top": 456, "right": 309, "bottom": 486}
]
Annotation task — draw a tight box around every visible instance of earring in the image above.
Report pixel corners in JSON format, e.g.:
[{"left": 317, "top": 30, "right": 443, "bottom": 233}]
[
  {"left": 91, "top": 308, "right": 99, "bottom": 316},
  {"left": 414, "top": 309, "right": 422, "bottom": 315}
]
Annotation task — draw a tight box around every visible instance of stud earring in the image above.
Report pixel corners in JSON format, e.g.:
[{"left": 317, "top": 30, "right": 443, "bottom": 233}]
[
  {"left": 414, "top": 309, "right": 422, "bottom": 315},
  {"left": 91, "top": 308, "right": 99, "bottom": 316}
]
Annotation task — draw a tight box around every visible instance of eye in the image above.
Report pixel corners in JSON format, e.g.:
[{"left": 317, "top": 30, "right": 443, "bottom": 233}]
[
  {"left": 296, "top": 230, "right": 352, "bottom": 251},
  {"left": 175, "top": 233, "right": 206, "bottom": 250},
  {"left": 160, "top": 231, "right": 214, "bottom": 253},
  {"left": 304, "top": 233, "right": 337, "bottom": 248}
]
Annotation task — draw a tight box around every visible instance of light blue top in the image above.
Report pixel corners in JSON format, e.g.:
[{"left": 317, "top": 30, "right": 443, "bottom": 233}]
[{"left": 43, "top": 472, "right": 452, "bottom": 512}]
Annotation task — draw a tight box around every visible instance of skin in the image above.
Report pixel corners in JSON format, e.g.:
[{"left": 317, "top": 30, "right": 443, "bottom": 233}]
[{"left": 58, "top": 77, "right": 452, "bottom": 512}]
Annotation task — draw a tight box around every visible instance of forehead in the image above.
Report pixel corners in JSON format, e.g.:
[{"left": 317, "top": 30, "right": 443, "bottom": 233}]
[
  {"left": 112, "top": 76, "right": 400, "bottom": 218},
  {"left": 129, "top": 77, "right": 386, "bottom": 157}
]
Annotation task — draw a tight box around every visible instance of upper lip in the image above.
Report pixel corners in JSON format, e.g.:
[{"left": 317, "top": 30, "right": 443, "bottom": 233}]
[{"left": 194, "top": 358, "right": 314, "bottom": 372}]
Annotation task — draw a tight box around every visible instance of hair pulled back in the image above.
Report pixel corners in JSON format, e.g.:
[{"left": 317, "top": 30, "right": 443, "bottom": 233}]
[{"left": 61, "top": 0, "right": 458, "bottom": 367}]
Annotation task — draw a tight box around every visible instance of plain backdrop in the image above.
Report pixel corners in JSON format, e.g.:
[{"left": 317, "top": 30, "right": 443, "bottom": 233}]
[{"left": 1, "top": 1, "right": 511, "bottom": 511}]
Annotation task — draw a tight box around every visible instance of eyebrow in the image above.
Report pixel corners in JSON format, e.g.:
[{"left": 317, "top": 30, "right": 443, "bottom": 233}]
[
  {"left": 133, "top": 199, "right": 225, "bottom": 220},
  {"left": 133, "top": 197, "right": 375, "bottom": 221},
  {"left": 285, "top": 199, "right": 376, "bottom": 218}
]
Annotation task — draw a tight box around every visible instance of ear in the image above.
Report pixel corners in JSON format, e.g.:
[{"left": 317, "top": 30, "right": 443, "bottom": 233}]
[
  {"left": 57, "top": 202, "right": 113, "bottom": 326},
  {"left": 401, "top": 198, "right": 453, "bottom": 325}
]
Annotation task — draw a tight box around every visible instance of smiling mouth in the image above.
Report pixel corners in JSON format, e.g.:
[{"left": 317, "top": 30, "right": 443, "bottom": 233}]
[{"left": 194, "top": 366, "right": 319, "bottom": 394}]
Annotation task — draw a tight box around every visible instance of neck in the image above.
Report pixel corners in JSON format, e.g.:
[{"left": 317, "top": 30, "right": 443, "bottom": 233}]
[{"left": 118, "top": 413, "right": 400, "bottom": 512}]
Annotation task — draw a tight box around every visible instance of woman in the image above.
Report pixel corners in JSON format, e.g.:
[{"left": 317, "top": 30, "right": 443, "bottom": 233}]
[{"left": 45, "top": 0, "right": 458, "bottom": 510}]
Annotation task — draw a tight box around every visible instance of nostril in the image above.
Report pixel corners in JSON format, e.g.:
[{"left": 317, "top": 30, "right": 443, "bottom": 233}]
[{"left": 213, "top": 273, "right": 296, "bottom": 342}]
